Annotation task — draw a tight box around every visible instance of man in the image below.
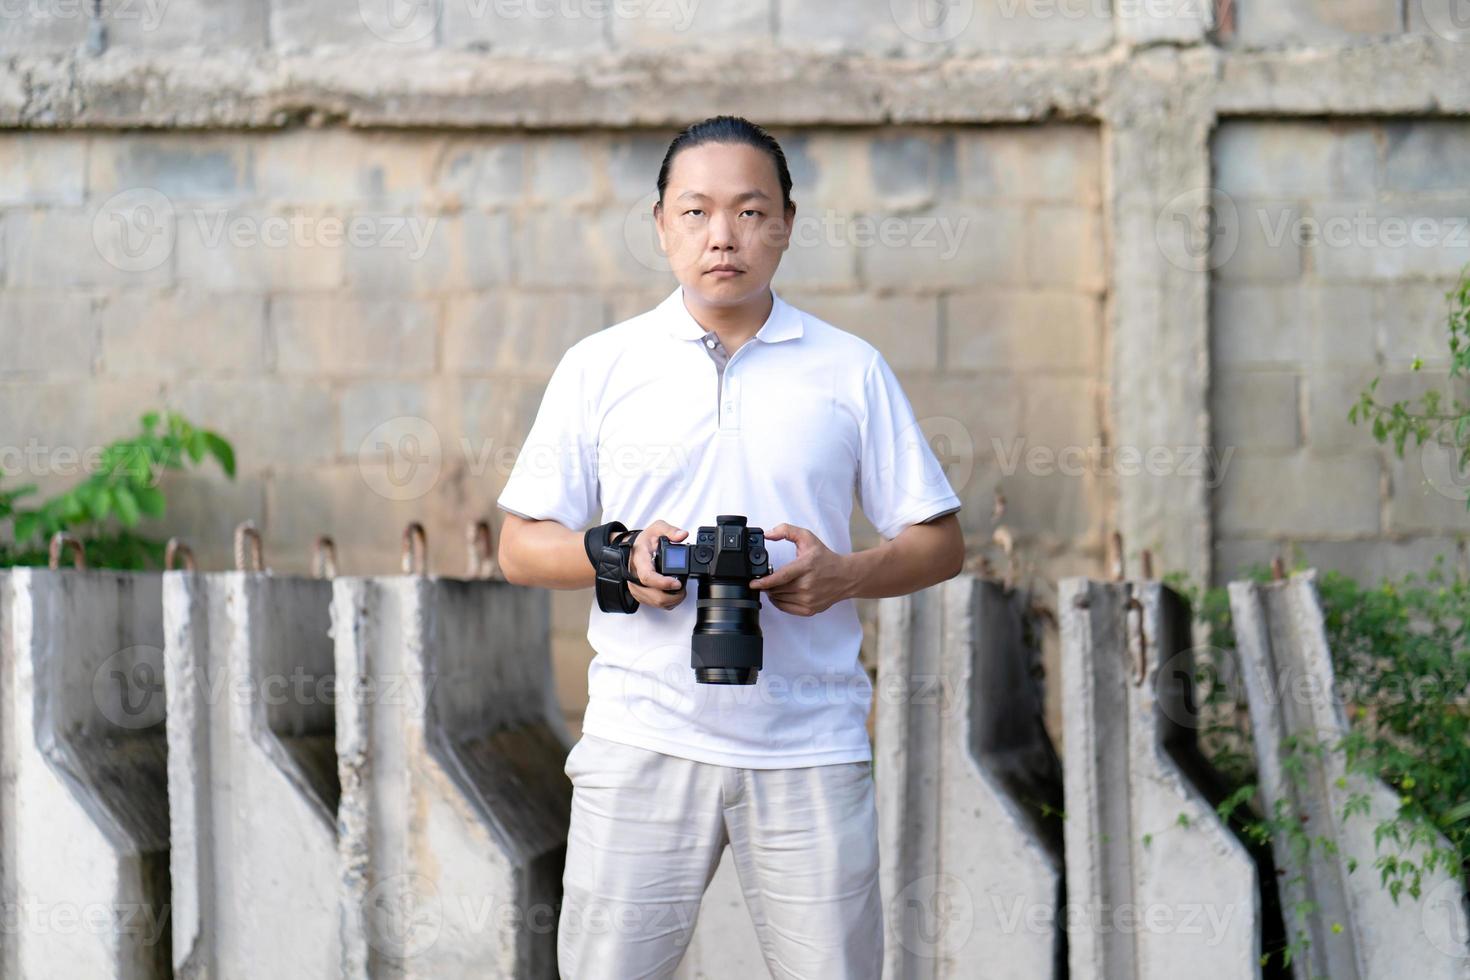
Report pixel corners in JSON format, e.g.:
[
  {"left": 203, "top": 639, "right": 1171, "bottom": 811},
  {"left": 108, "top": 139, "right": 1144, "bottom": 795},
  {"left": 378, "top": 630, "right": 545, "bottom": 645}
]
[{"left": 497, "top": 115, "right": 965, "bottom": 979}]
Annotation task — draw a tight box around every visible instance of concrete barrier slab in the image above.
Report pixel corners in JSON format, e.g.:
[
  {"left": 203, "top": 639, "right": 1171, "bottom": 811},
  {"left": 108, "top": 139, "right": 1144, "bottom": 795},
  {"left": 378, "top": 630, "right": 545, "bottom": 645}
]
[{"left": 332, "top": 575, "right": 570, "bottom": 979}]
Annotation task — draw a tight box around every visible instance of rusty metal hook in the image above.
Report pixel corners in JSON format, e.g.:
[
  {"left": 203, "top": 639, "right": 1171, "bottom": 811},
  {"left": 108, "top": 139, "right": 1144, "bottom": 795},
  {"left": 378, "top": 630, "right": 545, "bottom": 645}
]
[
  {"left": 467, "top": 520, "right": 496, "bottom": 579},
  {"left": 164, "top": 537, "right": 197, "bottom": 572},
  {"left": 234, "top": 521, "right": 264, "bottom": 573},
  {"left": 1271, "top": 556, "right": 1285, "bottom": 582},
  {"left": 992, "top": 525, "right": 1016, "bottom": 591},
  {"left": 1140, "top": 548, "right": 1154, "bottom": 581},
  {"left": 401, "top": 522, "right": 428, "bottom": 576},
  {"left": 312, "top": 535, "right": 338, "bottom": 579},
  {"left": 48, "top": 532, "right": 86, "bottom": 570},
  {"left": 1125, "top": 585, "right": 1147, "bottom": 686},
  {"left": 1109, "top": 531, "right": 1125, "bottom": 582}
]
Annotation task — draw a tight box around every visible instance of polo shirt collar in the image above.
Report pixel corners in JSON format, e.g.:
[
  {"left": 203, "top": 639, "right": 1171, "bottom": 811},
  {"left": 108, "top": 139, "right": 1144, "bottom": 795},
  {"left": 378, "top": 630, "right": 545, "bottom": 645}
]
[{"left": 660, "top": 285, "right": 803, "bottom": 344}]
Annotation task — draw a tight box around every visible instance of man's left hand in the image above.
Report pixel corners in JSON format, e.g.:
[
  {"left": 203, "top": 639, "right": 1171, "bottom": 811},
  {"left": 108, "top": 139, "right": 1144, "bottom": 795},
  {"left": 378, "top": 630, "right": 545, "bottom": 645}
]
[{"left": 749, "top": 524, "right": 853, "bottom": 617}]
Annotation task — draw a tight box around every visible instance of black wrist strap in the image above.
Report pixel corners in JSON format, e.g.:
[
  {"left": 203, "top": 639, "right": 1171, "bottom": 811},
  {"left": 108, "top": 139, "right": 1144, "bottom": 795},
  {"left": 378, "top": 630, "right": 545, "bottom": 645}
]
[{"left": 585, "top": 521, "right": 642, "bottom": 614}]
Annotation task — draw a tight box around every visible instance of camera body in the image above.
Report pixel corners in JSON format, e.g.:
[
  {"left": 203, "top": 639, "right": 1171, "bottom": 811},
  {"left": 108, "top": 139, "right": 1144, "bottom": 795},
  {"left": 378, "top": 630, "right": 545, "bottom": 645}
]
[{"left": 653, "top": 515, "right": 771, "bottom": 685}]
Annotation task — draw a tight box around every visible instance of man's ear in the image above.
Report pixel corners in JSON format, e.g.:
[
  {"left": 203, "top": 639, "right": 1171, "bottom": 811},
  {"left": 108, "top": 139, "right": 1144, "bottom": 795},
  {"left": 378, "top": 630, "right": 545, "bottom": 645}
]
[{"left": 653, "top": 199, "right": 668, "bottom": 255}]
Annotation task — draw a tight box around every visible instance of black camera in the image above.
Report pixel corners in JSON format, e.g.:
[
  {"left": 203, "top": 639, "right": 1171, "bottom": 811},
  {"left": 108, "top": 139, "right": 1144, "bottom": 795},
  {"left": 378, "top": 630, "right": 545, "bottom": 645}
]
[{"left": 653, "top": 515, "right": 772, "bottom": 685}]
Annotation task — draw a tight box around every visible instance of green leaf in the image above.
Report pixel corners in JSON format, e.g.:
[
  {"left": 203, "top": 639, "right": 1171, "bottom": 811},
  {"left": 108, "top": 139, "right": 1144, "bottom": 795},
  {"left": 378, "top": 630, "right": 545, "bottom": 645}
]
[
  {"left": 204, "top": 432, "right": 236, "bottom": 477},
  {"left": 133, "top": 485, "right": 165, "bottom": 518},
  {"left": 112, "top": 485, "right": 140, "bottom": 526}
]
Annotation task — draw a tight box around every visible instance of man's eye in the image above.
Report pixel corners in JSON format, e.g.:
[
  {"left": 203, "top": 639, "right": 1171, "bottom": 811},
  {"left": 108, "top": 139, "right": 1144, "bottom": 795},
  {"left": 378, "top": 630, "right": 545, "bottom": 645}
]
[
  {"left": 741, "top": 210, "right": 762, "bottom": 218},
  {"left": 684, "top": 209, "right": 704, "bottom": 217}
]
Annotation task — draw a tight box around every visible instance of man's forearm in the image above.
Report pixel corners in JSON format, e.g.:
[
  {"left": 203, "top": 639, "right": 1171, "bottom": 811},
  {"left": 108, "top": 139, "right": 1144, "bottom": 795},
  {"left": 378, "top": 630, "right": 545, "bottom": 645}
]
[
  {"left": 840, "top": 513, "right": 965, "bottom": 601},
  {"left": 499, "top": 515, "right": 596, "bottom": 590}
]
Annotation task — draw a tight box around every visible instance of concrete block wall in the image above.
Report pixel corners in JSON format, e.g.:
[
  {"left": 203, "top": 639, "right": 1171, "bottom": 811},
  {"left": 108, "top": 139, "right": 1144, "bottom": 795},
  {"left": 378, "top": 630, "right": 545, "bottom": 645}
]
[
  {"left": 0, "top": 124, "right": 1108, "bottom": 733},
  {"left": 1210, "top": 119, "right": 1470, "bottom": 587}
]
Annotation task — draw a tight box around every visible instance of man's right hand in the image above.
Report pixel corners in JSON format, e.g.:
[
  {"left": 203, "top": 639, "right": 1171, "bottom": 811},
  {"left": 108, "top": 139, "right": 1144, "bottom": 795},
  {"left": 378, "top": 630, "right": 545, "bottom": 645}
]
[{"left": 628, "top": 521, "right": 689, "bottom": 610}]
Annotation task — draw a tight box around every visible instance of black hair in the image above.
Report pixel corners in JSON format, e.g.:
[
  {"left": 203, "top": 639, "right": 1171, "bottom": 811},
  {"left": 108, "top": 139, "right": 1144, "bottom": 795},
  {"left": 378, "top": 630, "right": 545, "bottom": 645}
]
[{"left": 655, "top": 115, "right": 794, "bottom": 211}]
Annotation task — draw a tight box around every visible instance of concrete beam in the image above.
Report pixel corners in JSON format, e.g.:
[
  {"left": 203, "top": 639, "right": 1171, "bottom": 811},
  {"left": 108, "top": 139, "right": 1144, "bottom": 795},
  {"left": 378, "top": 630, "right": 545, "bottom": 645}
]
[
  {"left": 0, "top": 48, "right": 1108, "bottom": 130},
  {"left": 1101, "top": 46, "right": 1218, "bottom": 588},
  {"left": 1228, "top": 570, "right": 1470, "bottom": 978},
  {"left": 6, "top": 37, "right": 1470, "bottom": 131},
  {"left": 1060, "top": 576, "right": 1260, "bottom": 978},
  {"left": 162, "top": 571, "right": 339, "bottom": 979},
  {"left": 332, "top": 575, "right": 571, "bottom": 978},
  {"left": 877, "top": 575, "right": 1065, "bottom": 978},
  {"left": 0, "top": 568, "right": 171, "bottom": 979}
]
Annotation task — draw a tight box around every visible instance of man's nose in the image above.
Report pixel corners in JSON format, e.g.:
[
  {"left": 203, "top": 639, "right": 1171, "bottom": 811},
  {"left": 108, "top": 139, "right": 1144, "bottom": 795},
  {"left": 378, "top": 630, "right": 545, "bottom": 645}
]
[{"left": 708, "top": 212, "right": 737, "bottom": 249}]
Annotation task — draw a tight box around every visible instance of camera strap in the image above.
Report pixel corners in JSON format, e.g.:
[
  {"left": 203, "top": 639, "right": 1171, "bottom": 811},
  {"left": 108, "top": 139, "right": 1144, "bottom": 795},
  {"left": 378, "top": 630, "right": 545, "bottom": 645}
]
[{"left": 585, "top": 521, "right": 642, "bottom": 614}]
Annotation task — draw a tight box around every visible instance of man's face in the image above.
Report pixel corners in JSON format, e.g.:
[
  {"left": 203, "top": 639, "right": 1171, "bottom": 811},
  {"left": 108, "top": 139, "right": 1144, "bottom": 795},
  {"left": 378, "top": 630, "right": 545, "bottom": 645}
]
[{"left": 654, "top": 141, "right": 795, "bottom": 307}]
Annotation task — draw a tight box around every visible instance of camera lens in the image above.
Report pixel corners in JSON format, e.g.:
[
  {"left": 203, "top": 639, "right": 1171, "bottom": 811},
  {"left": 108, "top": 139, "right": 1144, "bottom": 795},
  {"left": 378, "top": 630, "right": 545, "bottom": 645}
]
[{"left": 691, "top": 577, "right": 762, "bottom": 685}]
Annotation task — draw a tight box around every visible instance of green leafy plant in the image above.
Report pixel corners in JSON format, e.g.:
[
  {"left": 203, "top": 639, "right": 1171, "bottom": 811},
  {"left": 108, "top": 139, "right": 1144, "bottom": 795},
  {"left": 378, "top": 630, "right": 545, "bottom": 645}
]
[
  {"left": 0, "top": 410, "right": 235, "bottom": 570},
  {"left": 1350, "top": 264, "right": 1470, "bottom": 509}
]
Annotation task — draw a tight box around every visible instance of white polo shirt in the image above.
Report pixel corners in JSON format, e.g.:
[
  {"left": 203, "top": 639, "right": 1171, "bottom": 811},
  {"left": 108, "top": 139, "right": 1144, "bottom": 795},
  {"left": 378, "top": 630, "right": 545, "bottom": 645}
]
[{"left": 497, "top": 284, "right": 961, "bottom": 768}]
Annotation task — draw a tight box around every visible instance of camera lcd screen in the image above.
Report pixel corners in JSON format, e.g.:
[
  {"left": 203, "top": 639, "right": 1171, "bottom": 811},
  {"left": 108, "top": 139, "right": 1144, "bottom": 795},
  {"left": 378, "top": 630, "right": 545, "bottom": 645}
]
[{"left": 664, "top": 546, "right": 689, "bottom": 572}]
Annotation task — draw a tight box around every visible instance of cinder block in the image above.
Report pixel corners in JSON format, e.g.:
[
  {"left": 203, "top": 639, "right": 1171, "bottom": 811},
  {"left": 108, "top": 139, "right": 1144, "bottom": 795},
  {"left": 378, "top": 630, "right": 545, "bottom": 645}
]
[
  {"left": 1302, "top": 365, "right": 1385, "bottom": 450},
  {"left": 175, "top": 208, "right": 344, "bottom": 291},
  {"left": 858, "top": 206, "right": 1027, "bottom": 289},
  {"left": 439, "top": 0, "right": 609, "bottom": 52},
  {"left": 1215, "top": 453, "right": 1381, "bottom": 536},
  {"left": 5, "top": 207, "right": 174, "bottom": 289},
  {"left": 1383, "top": 120, "right": 1470, "bottom": 195},
  {"left": 166, "top": 379, "right": 337, "bottom": 466},
  {"left": 1211, "top": 283, "right": 1377, "bottom": 368},
  {"left": 1213, "top": 123, "right": 1379, "bottom": 199},
  {"left": 443, "top": 290, "right": 605, "bottom": 375},
  {"left": 1229, "top": 571, "right": 1469, "bottom": 979},
  {"left": 0, "top": 134, "right": 86, "bottom": 205},
  {"left": 1311, "top": 202, "right": 1470, "bottom": 282},
  {"left": 528, "top": 136, "right": 601, "bottom": 206},
  {"left": 332, "top": 575, "right": 571, "bottom": 978},
  {"left": 271, "top": 0, "right": 430, "bottom": 52},
  {"left": 253, "top": 130, "right": 442, "bottom": 206},
  {"left": 438, "top": 138, "right": 527, "bottom": 207},
  {"left": 338, "top": 380, "right": 435, "bottom": 456},
  {"left": 778, "top": 0, "right": 908, "bottom": 52},
  {"left": 102, "top": 0, "right": 267, "bottom": 48},
  {"left": 1026, "top": 204, "right": 1104, "bottom": 291},
  {"left": 163, "top": 571, "right": 340, "bottom": 978},
  {"left": 1293, "top": 536, "right": 1463, "bottom": 585},
  {"left": 1, "top": 568, "right": 171, "bottom": 980},
  {"left": 605, "top": 134, "right": 670, "bottom": 204},
  {"left": 1021, "top": 375, "right": 1101, "bottom": 457},
  {"left": 343, "top": 210, "right": 504, "bottom": 294},
  {"left": 1231, "top": 0, "right": 1401, "bottom": 45},
  {"left": 0, "top": 293, "right": 97, "bottom": 374},
  {"left": 610, "top": 0, "right": 771, "bottom": 48},
  {"left": 1212, "top": 200, "right": 1304, "bottom": 282},
  {"left": 946, "top": 289, "right": 1102, "bottom": 372},
  {"left": 0, "top": 0, "right": 89, "bottom": 52},
  {"left": 1387, "top": 450, "right": 1470, "bottom": 532},
  {"left": 1377, "top": 280, "right": 1467, "bottom": 366},
  {"left": 263, "top": 466, "right": 475, "bottom": 578},
  {"left": 778, "top": 291, "right": 941, "bottom": 372},
  {"left": 1212, "top": 371, "right": 1299, "bottom": 451},
  {"left": 88, "top": 133, "right": 252, "bottom": 203},
  {"left": 867, "top": 132, "right": 958, "bottom": 210},
  {"left": 100, "top": 290, "right": 266, "bottom": 376},
  {"left": 957, "top": 125, "right": 1102, "bottom": 206},
  {"left": 271, "top": 295, "right": 437, "bottom": 376}
]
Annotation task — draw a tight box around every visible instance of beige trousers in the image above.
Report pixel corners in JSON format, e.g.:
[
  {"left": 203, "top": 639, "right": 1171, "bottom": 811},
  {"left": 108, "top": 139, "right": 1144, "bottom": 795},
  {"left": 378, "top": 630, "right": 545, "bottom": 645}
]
[{"left": 557, "top": 732, "right": 884, "bottom": 980}]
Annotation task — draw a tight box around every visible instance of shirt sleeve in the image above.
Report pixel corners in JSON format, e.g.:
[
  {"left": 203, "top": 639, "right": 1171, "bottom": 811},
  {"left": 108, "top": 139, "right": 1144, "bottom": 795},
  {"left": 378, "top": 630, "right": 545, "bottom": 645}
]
[
  {"left": 856, "top": 350, "right": 963, "bottom": 540},
  {"left": 495, "top": 344, "right": 599, "bottom": 531}
]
